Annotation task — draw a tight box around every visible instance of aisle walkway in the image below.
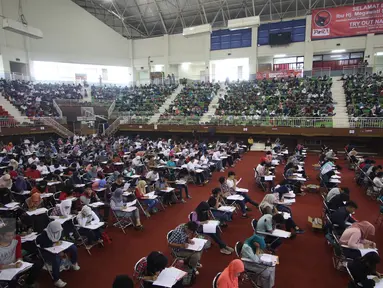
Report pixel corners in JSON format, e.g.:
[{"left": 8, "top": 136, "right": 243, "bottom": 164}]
[{"left": 40, "top": 152, "right": 382, "bottom": 287}]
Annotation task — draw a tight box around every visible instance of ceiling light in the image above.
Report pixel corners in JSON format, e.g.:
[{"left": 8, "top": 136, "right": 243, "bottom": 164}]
[
  {"left": 376, "top": 52, "right": 383, "bottom": 56},
  {"left": 331, "top": 49, "right": 346, "bottom": 53},
  {"left": 331, "top": 55, "right": 342, "bottom": 58},
  {"left": 274, "top": 54, "right": 286, "bottom": 58},
  {"left": 182, "top": 62, "right": 191, "bottom": 65}
]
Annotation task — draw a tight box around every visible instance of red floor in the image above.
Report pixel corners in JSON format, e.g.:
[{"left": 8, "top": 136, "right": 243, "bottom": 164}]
[{"left": 39, "top": 152, "right": 383, "bottom": 287}]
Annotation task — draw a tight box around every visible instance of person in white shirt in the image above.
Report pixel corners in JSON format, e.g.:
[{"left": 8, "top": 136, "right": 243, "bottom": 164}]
[
  {"left": 373, "top": 172, "right": 383, "bottom": 193},
  {"left": 37, "top": 161, "right": 49, "bottom": 175},
  {"left": 76, "top": 205, "right": 103, "bottom": 246},
  {"left": 187, "top": 157, "right": 205, "bottom": 185},
  {"left": 145, "top": 169, "right": 159, "bottom": 184},
  {"left": 132, "top": 156, "right": 143, "bottom": 174},
  {"left": 28, "top": 154, "right": 40, "bottom": 165},
  {"left": 212, "top": 150, "right": 224, "bottom": 172},
  {"left": 227, "top": 171, "right": 259, "bottom": 208}
]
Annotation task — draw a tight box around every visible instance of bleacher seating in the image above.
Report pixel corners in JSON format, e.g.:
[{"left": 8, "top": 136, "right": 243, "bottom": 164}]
[
  {"left": 0, "top": 79, "right": 82, "bottom": 117},
  {"left": 343, "top": 73, "right": 383, "bottom": 117},
  {"left": 211, "top": 76, "right": 334, "bottom": 126},
  {"left": 158, "top": 82, "right": 219, "bottom": 124}
]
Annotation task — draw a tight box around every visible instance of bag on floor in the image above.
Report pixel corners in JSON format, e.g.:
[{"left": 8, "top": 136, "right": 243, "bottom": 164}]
[{"left": 182, "top": 267, "right": 196, "bottom": 286}]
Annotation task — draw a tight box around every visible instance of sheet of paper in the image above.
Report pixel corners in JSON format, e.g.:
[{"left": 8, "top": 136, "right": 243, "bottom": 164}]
[
  {"left": 26, "top": 207, "right": 48, "bottom": 216},
  {"left": 293, "top": 173, "right": 303, "bottom": 177},
  {"left": 162, "top": 187, "right": 175, "bottom": 193},
  {"left": 257, "top": 228, "right": 291, "bottom": 238},
  {"left": 49, "top": 215, "right": 74, "bottom": 224},
  {"left": 359, "top": 248, "right": 378, "bottom": 257},
  {"left": 44, "top": 241, "right": 74, "bottom": 254},
  {"left": 227, "top": 195, "right": 244, "bottom": 201},
  {"left": 264, "top": 175, "right": 274, "bottom": 181},
  {"left": 218, "top": 206, "right": 236, "bottom": 212},
  {"left": 122, "top": 206, "right": 137, "bottom": 212},
  {"left": 203, "top": 221, "right": 219, "bottom": 233},
  {"left": 271, "top": 160, "right": 279, "bottom": 165},
  {"left": 75, "top": 184, "right": 85, "bottom": 188},
  {"left": 294, "top": 177, "right": 307, "bottom": 182},
  {"left": 123, "top": 183, "right": 131, "bottom": 190},
  {"left": 153, "top": 267, "right": 187, "bottom": 288},
  {"left": 125, "top": 200, "right": 137, "bottom": 207},
  {"left": 297, "top": 165, "right": 303, "bottom": 172},
  {"left": 330, "top": 179, "right": 341, "bottom": 184},
  {"left": 186, "top": 238, "right": 208, "bottom": 251},
  {"left": 5, "top": 202, "right": 19, "bottom": 208},
  {"left": 21, "top": 232, "right": 38, "bottom": 243},
  {"left": 123, "top": 192, "right": 132, "bottom": 197},
  {"left": 41, "top": 193, "right": 53, "bottom": 198},
  {"left": 88, "top": 202, "right": 104, "bottom": 208},
  {"left": 236, "top": 187, "right": 248, "bottom": 193},
  {"left": 0, "top": 261, "right": 33, "bottom": 281},
  {"left": 48, "top": 181, "right": 61, "bottom": 186},
  {"left": 367, "top": 276, "right": 383, "bottom": 288},
  {"left": 260, "top": 254, "right": 279, "bottom": 266},
  {"left": 195, "top": 169, "right": 204, "bottom": 173},
  {"left": 176, "top": 180, "right": 186, "bottom": 185},
  {"left": 82, "top": 222, "right": 105, "bottom": 230},
  {"left": 331, "top": 175, "right": 341, "bottom": 179},
  {"left": 128, "top": 175, "right": 140, "bottom": 178}
]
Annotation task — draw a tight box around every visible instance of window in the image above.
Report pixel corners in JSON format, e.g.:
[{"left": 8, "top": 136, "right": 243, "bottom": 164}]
[
  {"left": 273, "top": 56, "right": 304, "bottom": 71},
  {"left": 211, "top": 28, "right": 252, "bottom": 51},
  {"left": 313, "top": 55, "right": 323, "bottom": 61},
  {"left": 313, "top": 52, "right": 364, "bottom": 71},
  {"left": 257, "top": 19, "right": 306, "bottom": 46}
]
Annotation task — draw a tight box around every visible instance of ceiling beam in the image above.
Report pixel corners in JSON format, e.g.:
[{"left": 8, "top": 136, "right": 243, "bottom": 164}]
[
  {"left": 153, "top": 0, "right": 169, "bottom": 34},
  {"left": 197, "top": 0, "right": 208, "bottom": 23},
  {"left": 129, "top": 0, "right": 150, "bottom": 36}
]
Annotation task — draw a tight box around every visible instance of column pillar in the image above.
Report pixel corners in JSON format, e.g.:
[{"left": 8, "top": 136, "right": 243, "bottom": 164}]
[
  {"left": 129, "top": 39, "right": 136, "bottom": 85},
  {"left": 164, "top": 34, "right": 170, "bottom": 76},
  {"left": 365, "top": 34, "right": 375, "bottom": 69},
  {"left": 304, "top": 15, "right": 313, "bottom": 75},
  {"left": 204, "top": 33, "right": 210, "bottom": 81},
  {"left": 249, "top": 27, "right": 258, "bottom": 80}
]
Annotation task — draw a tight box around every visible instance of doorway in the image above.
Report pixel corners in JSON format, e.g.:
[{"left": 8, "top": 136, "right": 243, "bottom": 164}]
[{"left": 10, "top": 61, "right": 29, "bottom": 80}]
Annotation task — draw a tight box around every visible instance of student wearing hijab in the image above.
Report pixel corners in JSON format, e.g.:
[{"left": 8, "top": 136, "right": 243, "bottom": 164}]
[
  {"left": 135, "top": 180, "right": 159, "bottom": 215},
  {"left": 259, "top": 194, "right": 304, "bottom": 236},
  {"left": 0, "top": 174, "right": 12, "bottom": 190},
  {"left": 340, "top": 221, "right": 376, "bottom": 259},
  {"left": 241, "top": 234, "right": 275, "bottom": 288},
  {"left": 0, "top": 174, "right": 13, "bottom": 205},
  {"left": 134, "top": 251, "right": 184, "bottom": 288},
  {"left": 191, "top": 202, "right": 234, "bottom": 255},
  {"left": 76, "top": 205, "right": 103, "bottom": 246},
  {"left": 154, "top": 173, "right": 177, "bottom": 205},
  {"left": 25, "top": 193, "right": 43, "bottom": 211},
  {"left": 348, "top": 252, "right": 382, "bottom": 288},
  {"left": 50, "top": 199, "right": 77, "bottom": 240},
  {"left": 11, "top": 176, "right": 29, "bottom": 193},
  {"left": 110, "top": 188, "right": 143, "bottom": 229},
  {"left": 217, "top": 259, "right": 244, "bottom": 288},
  {"left": 36, "top": 221, "right": 80, "bottom": 287}
]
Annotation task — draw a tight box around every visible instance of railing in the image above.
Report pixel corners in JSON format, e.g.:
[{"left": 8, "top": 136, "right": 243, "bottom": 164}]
[
  {"left": 55, "top": 99, "right": 112, "bottom": 107},
  {"left": 310, "top": 67, "right": 331, "bottom": 77},
  {"left": 105, "top": 116, "right": 122, "bottom": 136},
  {"left": 52, "top": 100, "right": 63, "bottom": 118},
  {"left": 349, "top": 117, "right": 383, "bottom": 129},
  {"left": 0, "top": 117, "right": 67, "bottom": 127},
  {"left": 107, "top": 100, "right": 116, "bottom": 119},
  {"left": 343, "top": 65, "right": 369, "bottom": 75}
]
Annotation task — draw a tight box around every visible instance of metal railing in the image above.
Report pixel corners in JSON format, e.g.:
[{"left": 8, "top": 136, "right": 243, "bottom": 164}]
[
  {"left": 52, "top": 100, "right": 63, "bottom": 118},
  {"left": 55, "top": 99, "right": 112, "bottom": 107},
  {"left": 107, "top": 100, "right": 116, "bottom": 119},
  {"left": 349, "top": 117, "right": 383, "bottom": 129}
]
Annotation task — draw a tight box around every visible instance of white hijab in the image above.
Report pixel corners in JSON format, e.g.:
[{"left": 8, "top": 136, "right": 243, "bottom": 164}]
[
  {"left": 45, "top": 221, "right": 63, "bottom": 242},
  {"left": 59, "top": 199, "right": 72, "bottom": 216}
]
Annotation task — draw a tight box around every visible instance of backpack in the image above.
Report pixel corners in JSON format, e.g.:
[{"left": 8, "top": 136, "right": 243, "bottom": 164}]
[{"left": 182, "top": 266, "right": 196, "bottom": 286}]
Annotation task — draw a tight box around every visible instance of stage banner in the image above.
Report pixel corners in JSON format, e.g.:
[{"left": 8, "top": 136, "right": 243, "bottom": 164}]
[
  {"left": 256, "top": 70, "right": 303, "bottom": 80},
  {"left": 311, "top": 3, "right": 383, "bottom": 39}
]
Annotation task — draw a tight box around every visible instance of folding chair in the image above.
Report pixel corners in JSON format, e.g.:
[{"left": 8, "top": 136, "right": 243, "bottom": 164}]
[
  {"left": 254, "top": 169, "right": 266, "bottom": 192},
  {"left": 375, "top": 198, "right": 383, "bottom": 228},
  {"left": 251, "top": 219, "right": 280, "bottom": 251},
  {"left": 345, "top": 263, "right": 362, "bottom": 287},
  {"left": 133, "top": 257, "right": 148, "bottom": 288},
  {"left": 111, "top": 208, "right": 134, "bottom": 234},
  {"left": 331, "top": 231, "right": 354, "bottom": 271},
  {"left": 212, "top": 272, "right": 221, "bottom": 288},
  {"left": 72, "top": 218, "right": 104, "bottom": 256},
  {"left": 234, "top": 241, "right": 262, "bottom": 288}
]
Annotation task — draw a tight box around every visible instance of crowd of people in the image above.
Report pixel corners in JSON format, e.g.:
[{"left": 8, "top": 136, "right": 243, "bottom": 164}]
[
  {"left": 0, "top": 80, "right": 83, "bottom": 117},
  {"left": 158, "top": 82, "right": 220, "bottom": 124},
  {"left": 211, "top": 76, "right": 334, "bottom": 125},
  {"left": 343, "top": 72, "right": 383, "bottom": 118}
]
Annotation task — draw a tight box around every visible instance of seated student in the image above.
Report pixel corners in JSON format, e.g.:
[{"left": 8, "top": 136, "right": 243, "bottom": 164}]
[
  {"left": 67, "top": 171, "right": 84, "bottom": 194},
  {"left": 219, "top": 176, "right": 249, "bottom": 219},
  {"left": 146, "top": 168, "right": 159, "bottom": 184},
  {"left": 272, "top": 185, "right": 292, "bottom": 201},
  {"left": 36, "top": 221, "right": 80, "bottom": 288},
  {"left": 135, "top": 180, "right": 159, "bottom": 215},
  {"left": 25, "top": 192, "right": 43, "bottom": 210},
  {"left": 12, "top": 175, "right": 30, "bottom": 193},
  {"left": 24, "top": 165, "right": 41, "bottom": 180},
  {"left": 59, "top": 186, "right": 76, "bottom": 202},
  {"left": 226, "top": 171, "right": 259, "bottom": 208},
  {"left": 123, "top": 165, "right": 136, "bottom": 177},
  {"left": 327, "top": 192, "right": 350, "bottom": 211},
  {"left": 256, "top": 214, "right": 285, "bottom": 251},
  {"left": 283, "top": 165, "right": 304, "bottom": 194},
  {"left": 191, "top": 202, "right": 234, "bottom": 255},
  {"left": 241, "top": 234, "right": 276, "bottom": 288},
  {"left": 330, "top": 201, "right": 358, "bottom": 233},
  {"left": 111, "top": 174, "right": 125, "bottom": 192},
  {"left": 168, "top": 221, "right": 202, "bottom": 273},
  {"left": 134, "top": 251, "right": 183, "bottom": 288},
  {"left": 50, "top": 199, "right": 77, "bottom": 240},
  {"left": 255, "top": 161, "right": 272, "bottom": 189},
  {"left": 217, "top": 259, "right": 244, "bottom": 288},
  {"left": 0, "top": 174, "right": 13, "bottom": 205},
  {"left": 103, "top": 160, "right": 115, "bottom": 174},
  {"left": 186, "top": 157, "right": 205, "bottom": 185},
  {"left": 207, "top": 188, "right": 232, "bottom": 226},
  {"left": 80, "top": 187, "right": 101, "bottom": 206},
  {"left": 348, "top": 252, "right": 382, "bottom": 288},
  {"left": 113, "top": 275, "right": 134, "bottom": 288},
  {"left": 154, "top": 173, "right": 177, "bottom": 205},
  {"left": 373, "top": 172, "right": 383, "bottom": 194},
  {"left": 326, "top": 187, "right": 349, "bottom": 202},
  {"left": 110, "top": 188, "right": 143, "bottom": 230},
  {"left": 340, "top": 221, "right": 376, "bottom": 259},
  {"left": 259, "top": 194, "right": 304, "bottom": 236},
  {"left": 76, "top": 205, "right": 103, "bottom": 247},
  {"left": 212, "top": 149, "right": 224, "bottom": 172},
  {"left": 0, "top": 225, "right": 42, "bottom": 288},
  {"left": 30, "top": 180, "right": 49, "bottom": 196}
]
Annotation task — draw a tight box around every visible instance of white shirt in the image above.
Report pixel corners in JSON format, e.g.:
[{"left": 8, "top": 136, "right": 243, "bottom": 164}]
[
  {"left": 212, "top": 151, "right": 221, "bottom": 161},
  {"left": 373, "top": 177, "right": 383, "bottom": 192},
  {"left": 326, "top": 188, "right": 340, "bottom": 202},
  {"left": 146, "top": 171, "right": 159, "bottom": 182},
  {"left": 226, "top": 178, "right": 235, "bottom": 188},
  {"left": 186, "top": 161, "right": 195, "bottom": 172},
  {"left": 132, "top": 158, "right": 142, "bottom": 166},
  {"left": 37, "top": 165, "right": 49, "bottom": 174},
  {"left": 28, "top": 157, "right": 40, "bottom": 165}
]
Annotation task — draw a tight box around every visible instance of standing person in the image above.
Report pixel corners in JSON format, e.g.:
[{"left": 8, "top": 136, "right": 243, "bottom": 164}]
[
  {"left": 247, "top": 136, "right": 254, "bottom": 152},
  {"left": 217, "top": 259, "right": 245, "bottom": 288}
]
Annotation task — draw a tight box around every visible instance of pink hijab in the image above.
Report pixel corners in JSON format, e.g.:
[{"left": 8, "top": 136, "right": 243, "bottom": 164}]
[
  {"left": 351, "top": 221, "right": 375, "bottom": 239},
  {"left": 217, "top": 259, "right": 244, "bottom": 288}
]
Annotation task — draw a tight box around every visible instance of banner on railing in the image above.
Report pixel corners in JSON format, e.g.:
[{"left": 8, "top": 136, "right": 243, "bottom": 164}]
[
  {"left": 256, "top": 70, "right": 303, "bottom": 80},
  {"left": 311, "top": 3, "right": 383, "bottom": 39}
]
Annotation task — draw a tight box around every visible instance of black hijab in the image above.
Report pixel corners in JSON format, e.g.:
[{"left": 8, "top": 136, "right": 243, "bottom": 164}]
[{"left": 146, "top": 251, "right": 168, "bottom": 276}]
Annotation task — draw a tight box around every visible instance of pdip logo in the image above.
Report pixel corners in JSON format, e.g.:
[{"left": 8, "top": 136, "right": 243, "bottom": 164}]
[{"left": 312, "top": 28, "right": 330, "bottom": 36}]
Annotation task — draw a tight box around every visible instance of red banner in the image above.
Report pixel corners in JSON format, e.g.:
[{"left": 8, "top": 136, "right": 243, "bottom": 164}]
[
  {"left": 311, "top": 3, "right": 383, "bottom": 39},
  {"left": 256, "top": 70, "right": 303, "bottom": 80}
]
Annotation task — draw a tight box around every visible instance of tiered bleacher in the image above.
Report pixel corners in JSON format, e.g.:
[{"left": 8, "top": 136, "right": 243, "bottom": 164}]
[
  {"left": 158, "top": 82, "right": 219, "bottom": 124},
  {"left": 211, "top": 76, "right": 334, "bottom": 127},
  {"left": 113, "top": 84, "right": 177, "bottom": 123},
  {"left": 343, "top": 73, "right": 383, "bottom": 118},
  {"left": 0, "top": 80, "right": 83, "bottom": 117}
]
